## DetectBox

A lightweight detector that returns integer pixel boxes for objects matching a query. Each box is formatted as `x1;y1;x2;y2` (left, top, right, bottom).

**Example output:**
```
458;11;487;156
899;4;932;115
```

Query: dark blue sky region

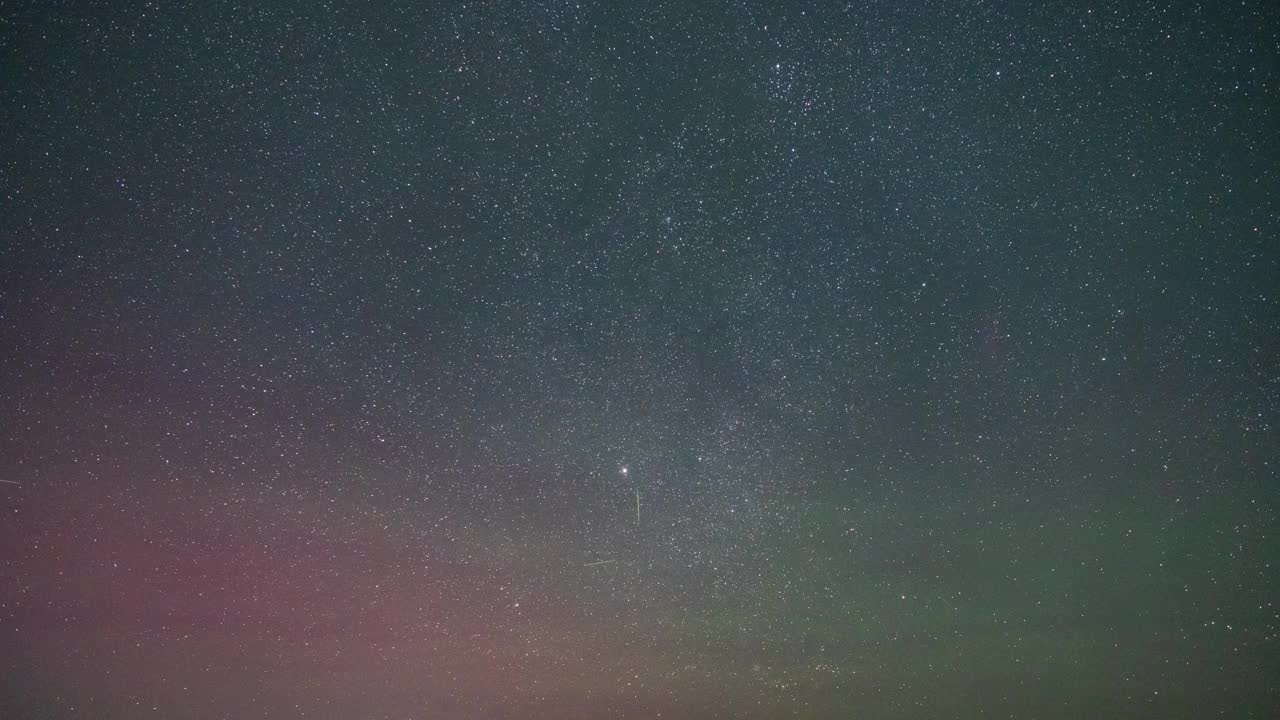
1;1;1277;718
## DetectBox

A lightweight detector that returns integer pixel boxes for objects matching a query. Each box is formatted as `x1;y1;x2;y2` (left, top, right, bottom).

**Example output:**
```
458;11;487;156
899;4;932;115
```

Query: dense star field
2;1;1278;718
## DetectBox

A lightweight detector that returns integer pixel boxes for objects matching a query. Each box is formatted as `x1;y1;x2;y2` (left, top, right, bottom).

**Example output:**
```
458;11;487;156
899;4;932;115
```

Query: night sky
2;1;1278;718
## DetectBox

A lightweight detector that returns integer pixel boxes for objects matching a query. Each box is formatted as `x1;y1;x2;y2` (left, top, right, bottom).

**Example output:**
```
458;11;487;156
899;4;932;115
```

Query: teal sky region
1;1;1277;718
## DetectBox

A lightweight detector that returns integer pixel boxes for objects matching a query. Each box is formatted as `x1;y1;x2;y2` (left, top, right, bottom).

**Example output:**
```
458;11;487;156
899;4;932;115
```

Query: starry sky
1;1;1278;718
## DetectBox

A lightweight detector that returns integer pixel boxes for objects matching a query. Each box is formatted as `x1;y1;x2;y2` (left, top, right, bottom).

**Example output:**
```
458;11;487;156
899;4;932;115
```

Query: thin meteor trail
0;479;19;485
584;559;616;567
